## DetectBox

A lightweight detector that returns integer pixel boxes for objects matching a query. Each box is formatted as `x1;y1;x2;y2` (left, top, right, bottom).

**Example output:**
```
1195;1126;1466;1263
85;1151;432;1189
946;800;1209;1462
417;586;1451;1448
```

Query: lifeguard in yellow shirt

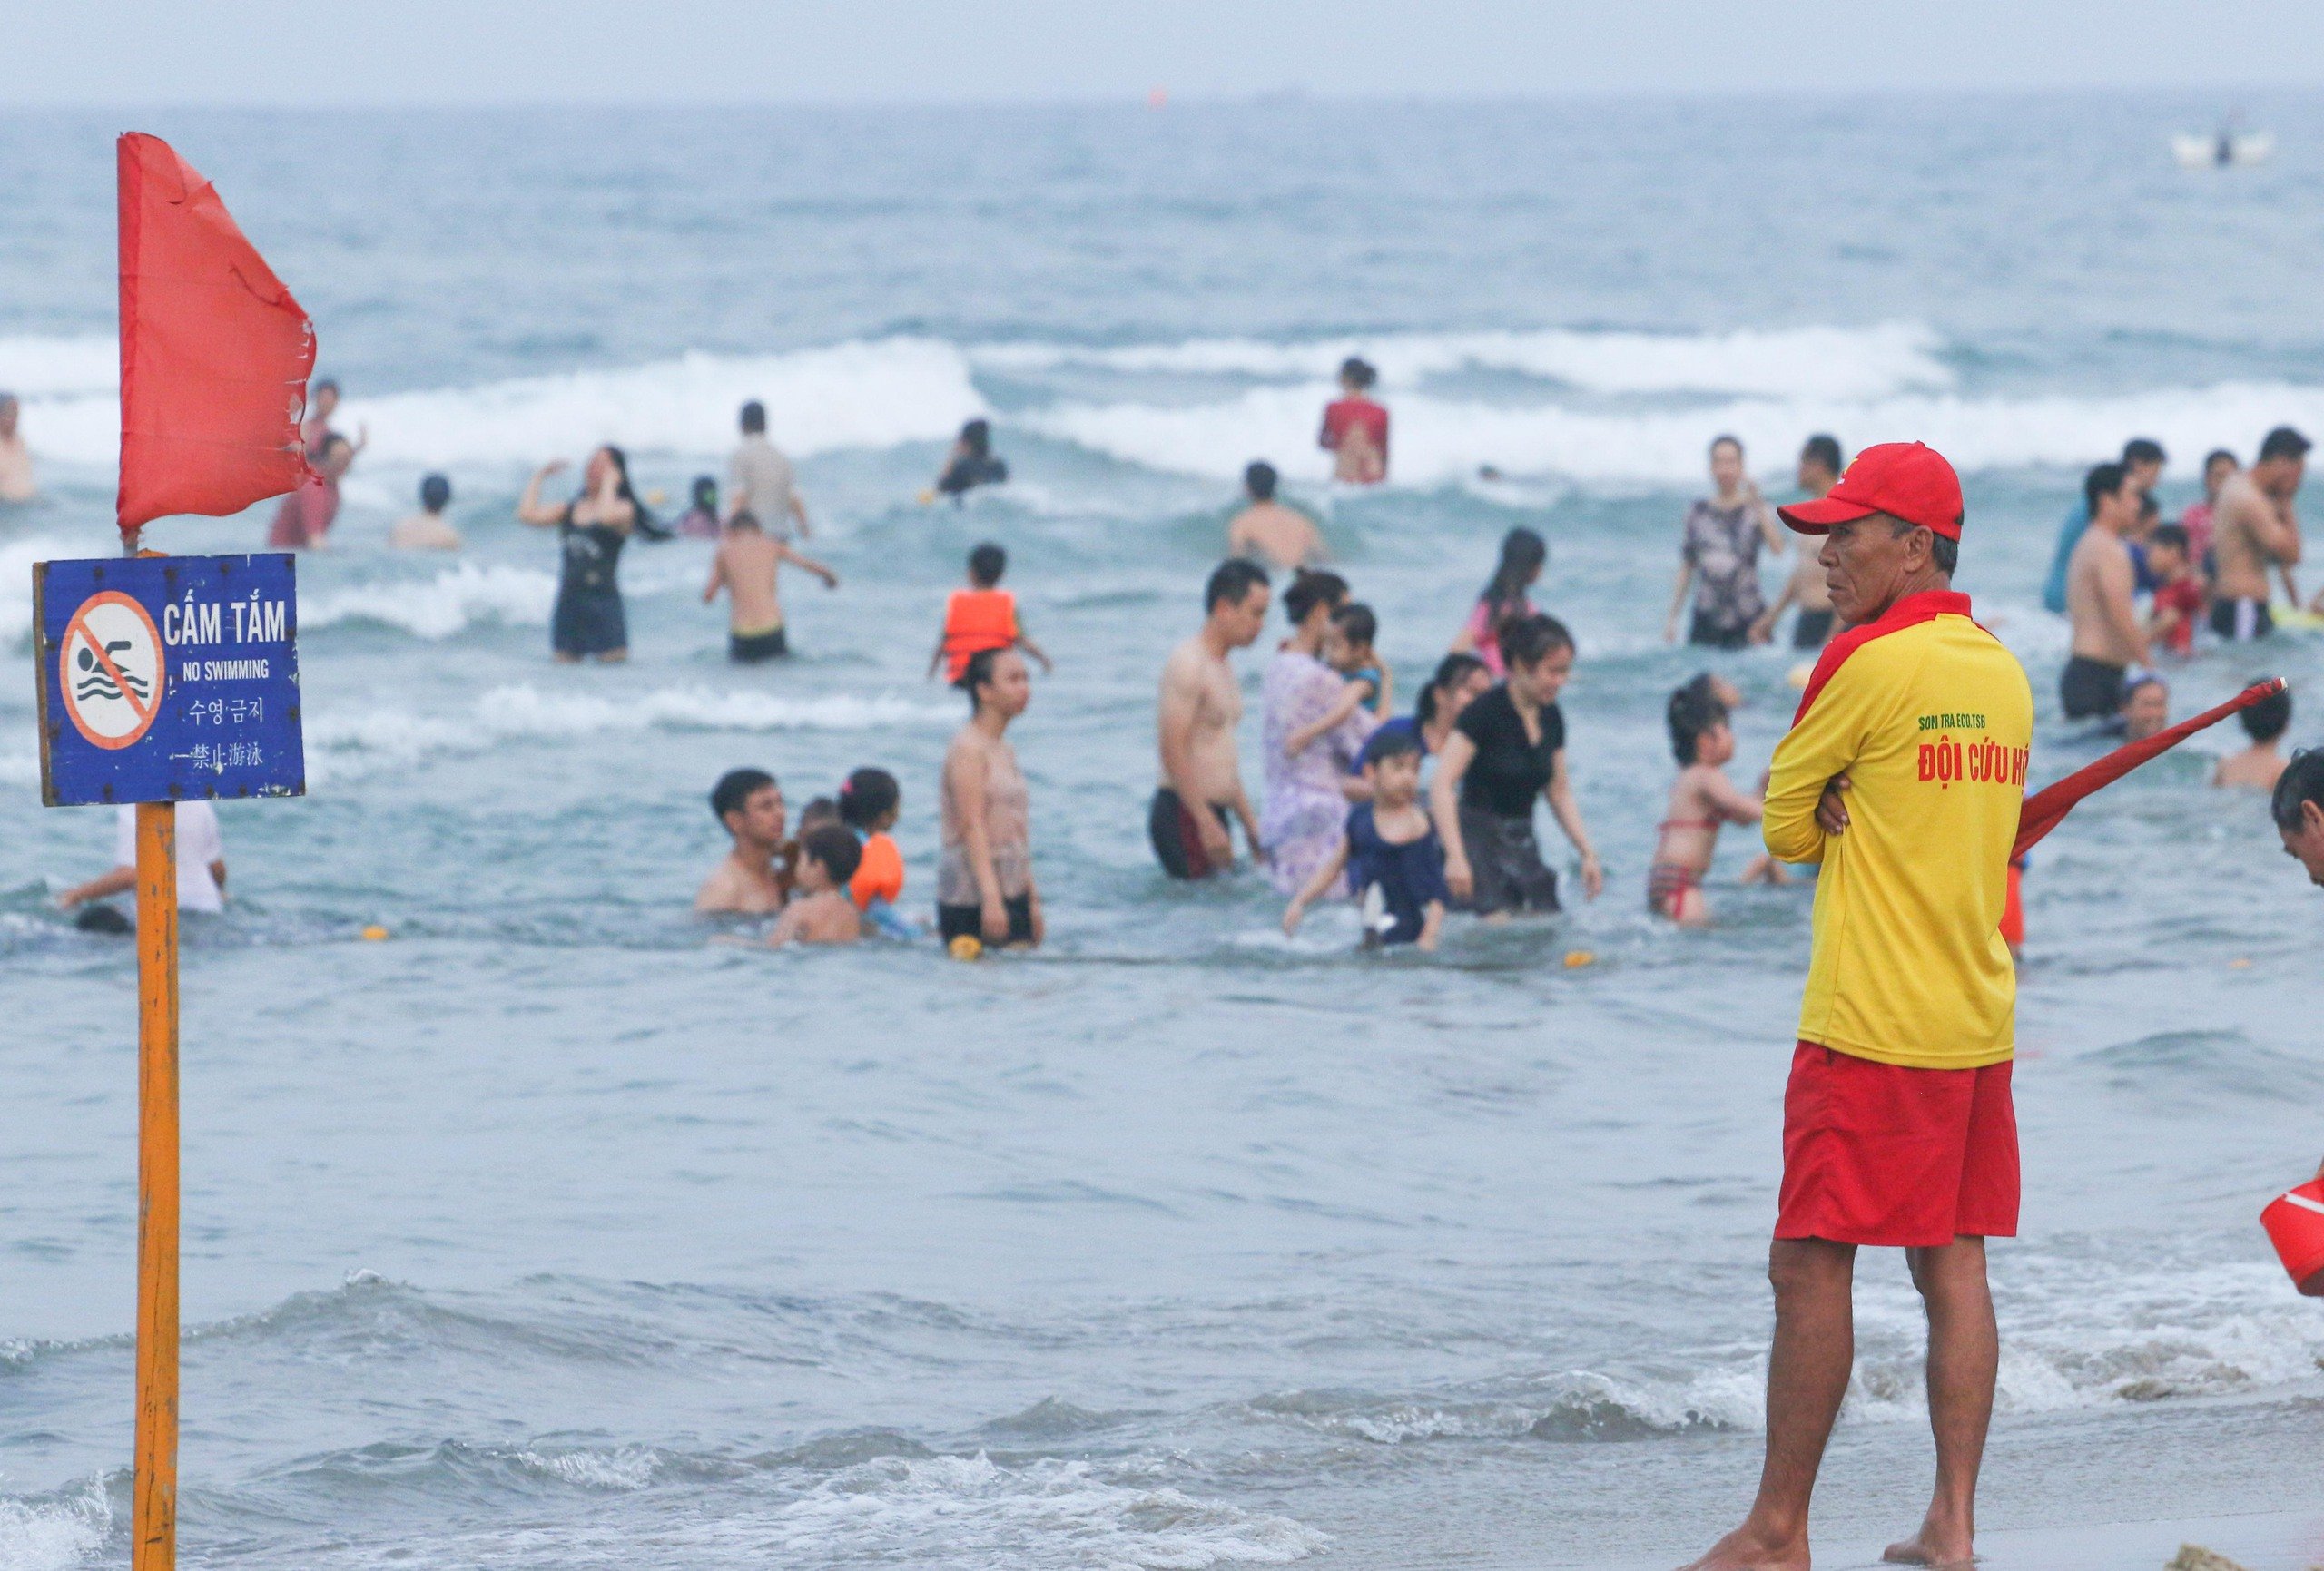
1684;443;2033;1571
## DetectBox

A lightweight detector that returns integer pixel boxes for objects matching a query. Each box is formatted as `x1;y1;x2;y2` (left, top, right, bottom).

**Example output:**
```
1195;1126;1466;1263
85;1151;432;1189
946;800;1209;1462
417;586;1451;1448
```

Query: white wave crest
514;1446;661;1491
768;1454;1327;1568
1028;378;2324;486
0;1479;113;1571
0;535;88;648
301;563;556;639
306;684;957;783
7;338;985;469
0;336;115;398
976;321;1953;400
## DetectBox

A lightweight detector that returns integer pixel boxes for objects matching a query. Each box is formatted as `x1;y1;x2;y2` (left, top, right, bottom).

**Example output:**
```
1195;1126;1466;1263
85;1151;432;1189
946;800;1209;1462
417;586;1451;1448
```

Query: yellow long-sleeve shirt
1765;589;2034;1070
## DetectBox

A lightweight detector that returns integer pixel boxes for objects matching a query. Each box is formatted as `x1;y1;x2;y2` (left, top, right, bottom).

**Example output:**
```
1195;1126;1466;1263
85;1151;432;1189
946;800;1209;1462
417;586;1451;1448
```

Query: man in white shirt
58;801;229;920
725;400;810;541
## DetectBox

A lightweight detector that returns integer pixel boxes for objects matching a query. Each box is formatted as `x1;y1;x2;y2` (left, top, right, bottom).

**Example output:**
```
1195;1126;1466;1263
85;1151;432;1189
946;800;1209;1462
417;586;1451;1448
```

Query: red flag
116;133;316;533
2013;678;2285;859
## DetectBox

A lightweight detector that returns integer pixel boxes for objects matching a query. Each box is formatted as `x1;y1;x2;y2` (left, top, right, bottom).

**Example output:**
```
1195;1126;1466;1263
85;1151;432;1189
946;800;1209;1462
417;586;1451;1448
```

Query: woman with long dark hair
934;418;1009;502
1431;614;1602;917
1450;527;1547;676
939;647;1042;949
1358;653;1494;771
518;445;645;663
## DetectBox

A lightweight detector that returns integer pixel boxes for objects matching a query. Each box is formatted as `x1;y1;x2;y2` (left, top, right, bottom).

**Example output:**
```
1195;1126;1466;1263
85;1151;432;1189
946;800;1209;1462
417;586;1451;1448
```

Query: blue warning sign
34;554;304;807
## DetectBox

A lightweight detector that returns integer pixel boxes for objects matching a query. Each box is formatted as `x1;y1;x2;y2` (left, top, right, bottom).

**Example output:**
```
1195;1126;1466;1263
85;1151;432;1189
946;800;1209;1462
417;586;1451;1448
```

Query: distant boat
2172;128;2274;168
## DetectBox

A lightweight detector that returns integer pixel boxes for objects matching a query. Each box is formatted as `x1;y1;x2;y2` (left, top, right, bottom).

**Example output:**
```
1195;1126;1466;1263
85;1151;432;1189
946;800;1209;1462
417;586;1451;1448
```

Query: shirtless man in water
0;396;35;504
704;511;838;663
1151;560;1270;878
1226;461;1324;568
695;768;790;914
2211;425;2309;641
2061;462;2148;722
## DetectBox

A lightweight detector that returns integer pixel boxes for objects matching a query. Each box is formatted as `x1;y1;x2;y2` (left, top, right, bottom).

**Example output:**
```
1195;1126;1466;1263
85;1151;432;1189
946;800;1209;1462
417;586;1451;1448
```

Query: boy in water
1282;729;1447;949
929;543;1051;681
1285;602;1391;756
695;768;789;915
2216;683;2293;791
389;474;462;551
2144;523;2204;656
1648;674;1780;925
1226;461;1326;567
704;510;838;663
1754;434;1844;647
769;826;864;946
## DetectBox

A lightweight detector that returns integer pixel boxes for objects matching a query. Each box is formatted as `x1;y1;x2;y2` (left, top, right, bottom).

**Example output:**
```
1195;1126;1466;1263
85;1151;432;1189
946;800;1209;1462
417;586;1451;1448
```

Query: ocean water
3;95;2324;1569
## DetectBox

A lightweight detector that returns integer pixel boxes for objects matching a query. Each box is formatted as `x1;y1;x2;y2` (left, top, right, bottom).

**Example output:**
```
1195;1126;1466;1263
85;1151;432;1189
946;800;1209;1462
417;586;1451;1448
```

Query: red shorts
1776;1041;2018;1248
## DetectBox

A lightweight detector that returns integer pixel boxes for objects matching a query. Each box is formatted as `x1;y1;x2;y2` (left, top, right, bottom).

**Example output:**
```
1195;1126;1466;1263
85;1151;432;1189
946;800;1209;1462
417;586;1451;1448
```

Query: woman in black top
1429;613;1602;915
934;418;1009;501
519;446;642;663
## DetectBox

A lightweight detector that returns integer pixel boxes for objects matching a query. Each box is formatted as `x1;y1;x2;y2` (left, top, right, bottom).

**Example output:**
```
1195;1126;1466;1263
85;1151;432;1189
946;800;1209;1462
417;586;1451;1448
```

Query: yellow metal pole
133;799;179;1571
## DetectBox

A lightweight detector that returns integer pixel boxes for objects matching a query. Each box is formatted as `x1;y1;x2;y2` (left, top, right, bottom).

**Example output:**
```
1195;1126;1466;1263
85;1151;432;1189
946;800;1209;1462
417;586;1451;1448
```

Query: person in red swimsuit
1649;673;1782;923
1318;357;1388;484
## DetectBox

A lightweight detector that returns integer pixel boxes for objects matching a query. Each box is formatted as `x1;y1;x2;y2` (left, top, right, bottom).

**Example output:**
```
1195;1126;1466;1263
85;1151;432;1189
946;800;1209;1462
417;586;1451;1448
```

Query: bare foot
1678;1523;1810;1571
1881;1519;1974;1566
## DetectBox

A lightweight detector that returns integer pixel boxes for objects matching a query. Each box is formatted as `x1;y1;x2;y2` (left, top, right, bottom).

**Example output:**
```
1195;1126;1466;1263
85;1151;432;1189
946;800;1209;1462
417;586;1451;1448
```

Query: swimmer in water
1153;561;1271;879
1226;461;1326;568
929;542;1051;682
933;418;1009;502
705;509;837;663
940;647;1044;948
1648;674;1781;925
0;394;37;504
2215;682;2293;791
389;473;462;551
839;767;913;938
1282;727;1448;950
2120;671;2170;743
1318;358;1388;484
694;768;789;915
769;826;863;946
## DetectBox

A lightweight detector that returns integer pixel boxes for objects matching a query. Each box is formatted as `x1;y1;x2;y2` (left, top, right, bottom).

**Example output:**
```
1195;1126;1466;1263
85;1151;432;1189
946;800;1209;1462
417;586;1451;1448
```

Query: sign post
91;127;317;1571
34;551;305;1571
133;797;179;1571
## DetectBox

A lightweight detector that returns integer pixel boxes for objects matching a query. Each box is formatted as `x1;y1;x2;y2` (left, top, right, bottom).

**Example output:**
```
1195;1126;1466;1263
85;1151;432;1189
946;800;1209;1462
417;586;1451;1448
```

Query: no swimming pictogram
59;590;165;750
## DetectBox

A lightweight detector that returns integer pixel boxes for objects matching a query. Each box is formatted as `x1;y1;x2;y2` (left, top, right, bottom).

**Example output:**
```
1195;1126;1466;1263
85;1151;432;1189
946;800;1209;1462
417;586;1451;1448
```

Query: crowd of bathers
12;366;2314;951
682;393;2316;957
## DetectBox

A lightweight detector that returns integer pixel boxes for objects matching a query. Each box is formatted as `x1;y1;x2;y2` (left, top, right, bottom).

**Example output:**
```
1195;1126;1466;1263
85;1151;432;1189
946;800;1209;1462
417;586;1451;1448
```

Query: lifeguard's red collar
1792;590;1976;723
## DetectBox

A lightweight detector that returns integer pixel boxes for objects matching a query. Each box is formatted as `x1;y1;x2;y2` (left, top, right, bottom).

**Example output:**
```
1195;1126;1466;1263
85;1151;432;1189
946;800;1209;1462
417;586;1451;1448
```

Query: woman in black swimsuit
518;446;641;663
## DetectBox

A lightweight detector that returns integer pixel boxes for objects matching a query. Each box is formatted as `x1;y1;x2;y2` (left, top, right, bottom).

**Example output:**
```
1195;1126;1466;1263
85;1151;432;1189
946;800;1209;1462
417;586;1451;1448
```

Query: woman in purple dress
1260;569;1374;897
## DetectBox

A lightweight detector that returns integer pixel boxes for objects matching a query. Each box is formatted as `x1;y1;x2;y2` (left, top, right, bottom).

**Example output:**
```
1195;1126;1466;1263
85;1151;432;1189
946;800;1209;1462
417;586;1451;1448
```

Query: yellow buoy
360;925;390;942
1563;949;1595;969
949;934;984;961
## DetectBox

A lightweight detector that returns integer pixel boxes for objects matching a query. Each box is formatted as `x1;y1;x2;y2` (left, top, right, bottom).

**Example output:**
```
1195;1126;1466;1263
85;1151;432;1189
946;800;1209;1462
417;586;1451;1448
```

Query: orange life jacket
941;588;1017;680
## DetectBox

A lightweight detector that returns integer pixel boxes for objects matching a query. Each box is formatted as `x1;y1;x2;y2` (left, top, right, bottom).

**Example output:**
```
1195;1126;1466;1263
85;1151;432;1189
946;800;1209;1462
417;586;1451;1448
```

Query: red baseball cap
1778;441;1965;541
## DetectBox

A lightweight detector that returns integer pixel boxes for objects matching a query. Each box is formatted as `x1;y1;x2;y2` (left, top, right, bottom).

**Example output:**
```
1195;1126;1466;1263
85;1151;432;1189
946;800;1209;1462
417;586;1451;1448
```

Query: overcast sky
6;0;2319;105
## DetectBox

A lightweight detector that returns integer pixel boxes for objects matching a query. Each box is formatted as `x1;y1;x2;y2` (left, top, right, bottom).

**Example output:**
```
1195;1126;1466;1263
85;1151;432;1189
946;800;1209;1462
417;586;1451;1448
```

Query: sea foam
0;336;985;470
974;320;1955;400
